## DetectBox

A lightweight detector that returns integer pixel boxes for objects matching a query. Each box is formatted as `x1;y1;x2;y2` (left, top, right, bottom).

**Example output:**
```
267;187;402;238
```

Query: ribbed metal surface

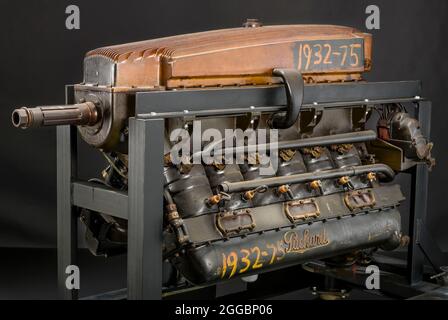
86;25;364;62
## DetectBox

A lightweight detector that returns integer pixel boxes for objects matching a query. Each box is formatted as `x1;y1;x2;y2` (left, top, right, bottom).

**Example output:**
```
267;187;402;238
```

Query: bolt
243;19;262;28
12;108;30;128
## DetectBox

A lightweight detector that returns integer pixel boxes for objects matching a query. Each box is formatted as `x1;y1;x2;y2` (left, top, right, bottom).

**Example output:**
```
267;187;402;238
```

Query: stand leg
128;118;165;300
407;100;431;284
57;125;78;300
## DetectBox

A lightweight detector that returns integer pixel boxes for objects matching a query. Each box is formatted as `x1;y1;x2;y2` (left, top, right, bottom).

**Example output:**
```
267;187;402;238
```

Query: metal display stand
57;81;445;300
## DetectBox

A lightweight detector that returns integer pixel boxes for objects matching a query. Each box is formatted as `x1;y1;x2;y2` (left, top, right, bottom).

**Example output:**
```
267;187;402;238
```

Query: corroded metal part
219;163;394;193
172;209;402;284
164;164;217;218
10;22;422;290
11;24;373;151
12;102;99;129
85;25;372;88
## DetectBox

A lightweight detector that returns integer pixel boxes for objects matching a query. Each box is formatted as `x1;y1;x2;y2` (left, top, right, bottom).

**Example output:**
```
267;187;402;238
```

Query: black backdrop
0;1;447;253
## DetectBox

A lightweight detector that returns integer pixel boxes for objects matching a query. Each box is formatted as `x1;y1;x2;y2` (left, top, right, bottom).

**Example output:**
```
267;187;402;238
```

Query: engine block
11;21;435;291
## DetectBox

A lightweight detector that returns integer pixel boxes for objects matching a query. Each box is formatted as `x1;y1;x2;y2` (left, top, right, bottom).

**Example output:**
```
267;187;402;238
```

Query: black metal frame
58;80;444;300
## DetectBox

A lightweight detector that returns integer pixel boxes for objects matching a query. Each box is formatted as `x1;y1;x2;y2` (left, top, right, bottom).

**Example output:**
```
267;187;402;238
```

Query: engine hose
269;68;304;129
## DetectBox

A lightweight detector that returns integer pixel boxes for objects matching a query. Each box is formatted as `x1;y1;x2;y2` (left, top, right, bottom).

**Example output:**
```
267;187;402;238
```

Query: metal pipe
164;188;174;205
219;164;395;193
197;130;377;158
269;68;304;129
275;130;376;149
12;102;99;129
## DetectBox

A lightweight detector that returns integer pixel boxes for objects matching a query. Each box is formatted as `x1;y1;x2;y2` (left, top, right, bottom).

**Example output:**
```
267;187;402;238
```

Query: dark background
0;0;447;298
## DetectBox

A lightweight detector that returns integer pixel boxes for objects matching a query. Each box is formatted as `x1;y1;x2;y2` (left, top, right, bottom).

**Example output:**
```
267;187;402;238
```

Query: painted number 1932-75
295;39;364;72
220;241;285;279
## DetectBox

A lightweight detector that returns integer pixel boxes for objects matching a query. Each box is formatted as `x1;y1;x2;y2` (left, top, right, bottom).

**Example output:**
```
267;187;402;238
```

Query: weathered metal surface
164;164;217;218
172;209;401;284
180;184;404;244
219;163;395;193
10;23;437;299
12;102;98;129
86;25;371;88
